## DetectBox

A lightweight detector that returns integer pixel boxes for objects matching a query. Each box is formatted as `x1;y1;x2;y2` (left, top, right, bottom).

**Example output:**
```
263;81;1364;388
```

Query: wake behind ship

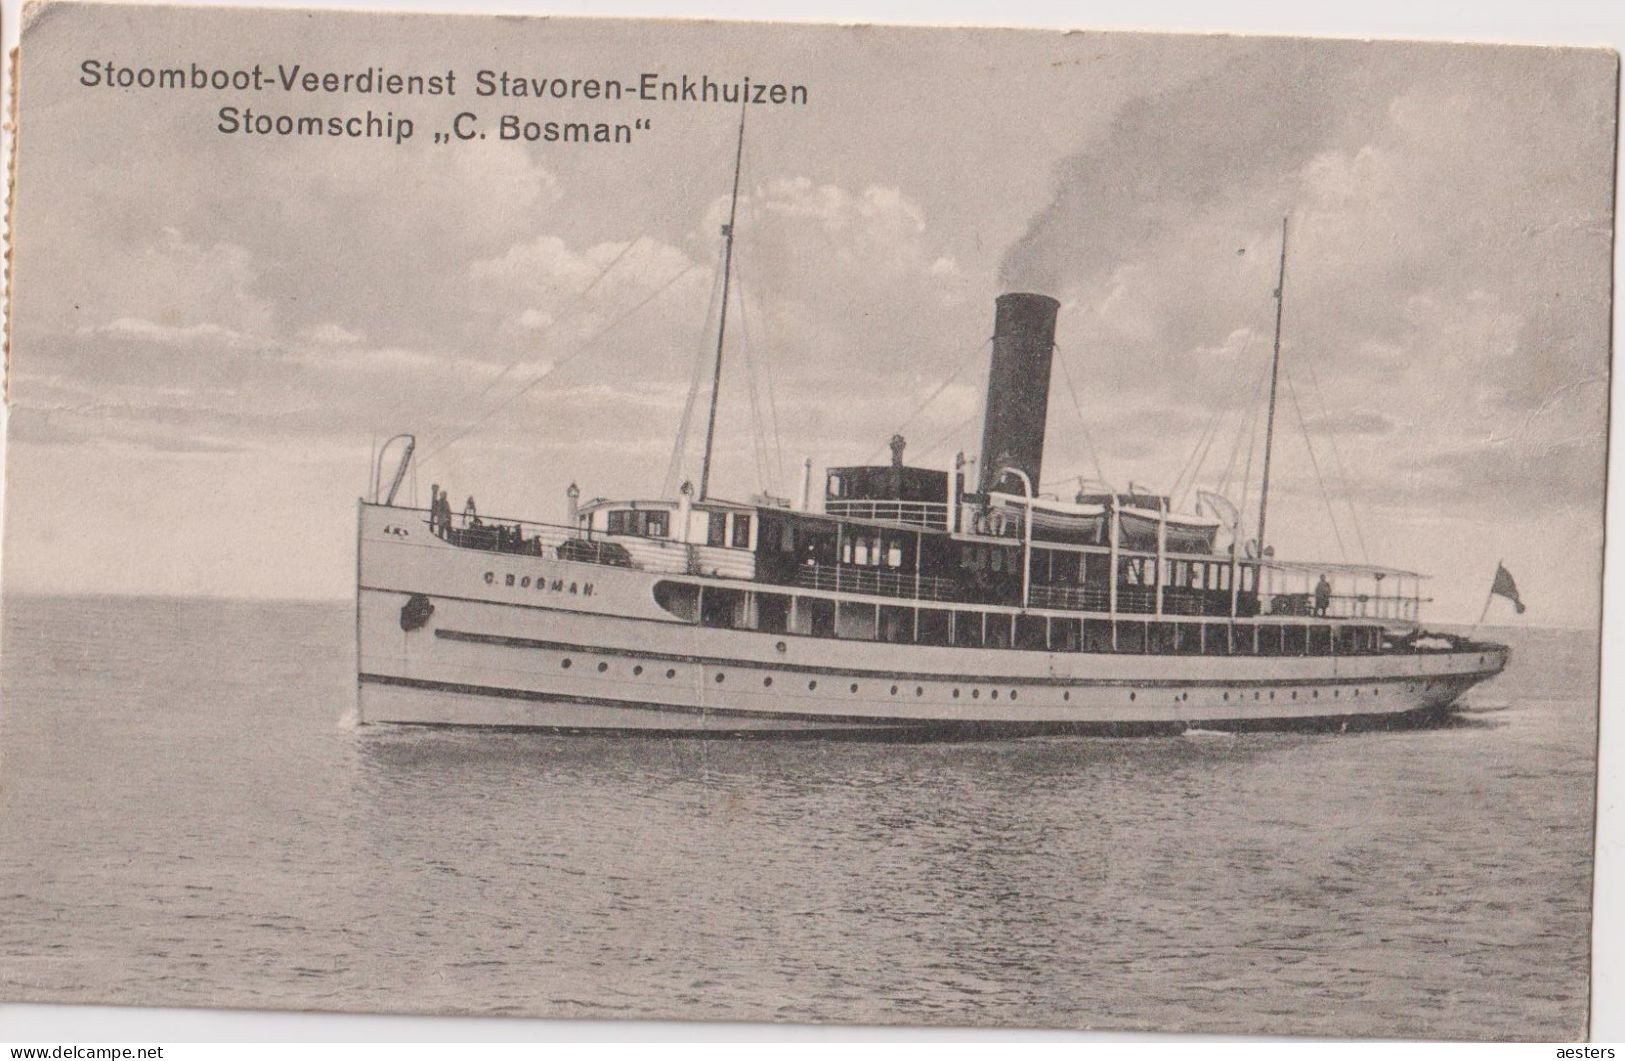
355;281;1508;736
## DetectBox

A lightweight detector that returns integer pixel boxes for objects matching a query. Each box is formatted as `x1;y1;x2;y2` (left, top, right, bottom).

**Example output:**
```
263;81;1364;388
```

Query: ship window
732;514;752;549
707;511;726;546
653;581;701;622
836;601;878;641
986;614;1013;649
916;607;949;640
641;511;669;538
886;544;904;569
952;611;984;648
794;596;835;638
1257;624;1283;656
1203;623;1229;655
757;593;790;634
1116;620;1146;653
1175;623;1201;655
1309;625;1332;656
1282;625;1306;656
700;587;746;629
879;605;913;644
1050;617;1082;652
1083;619;1112;653
606;510;632;535
828;474;844;498
1150;622;1177;654
1015;615;1048;651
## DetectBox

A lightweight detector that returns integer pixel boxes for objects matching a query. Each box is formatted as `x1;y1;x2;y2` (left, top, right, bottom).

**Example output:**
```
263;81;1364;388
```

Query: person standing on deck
1315;573;1332;617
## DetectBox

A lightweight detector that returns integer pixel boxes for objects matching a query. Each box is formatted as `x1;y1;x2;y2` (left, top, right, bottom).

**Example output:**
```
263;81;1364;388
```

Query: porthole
561;658;572;669
890;685;899;695
850;683;859;694
715;672;725;683
597;662;608;673
1312;690;1318;698
809;680;818;691
1010;690;1018;701
1254;691;1260;701
1223;692;1229;701
1269;691;1275;700
916;687;924;697
633;665;644;676
1333;689;1338;697
763;676;773;687
953;689;960;699
1129;691;1136;702
990;689;998;700
1063;691;1071;702
665;668;676;679
972;689;980;699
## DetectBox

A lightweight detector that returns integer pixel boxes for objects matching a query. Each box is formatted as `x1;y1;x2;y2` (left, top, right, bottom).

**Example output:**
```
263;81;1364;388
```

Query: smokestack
978;292;1059;495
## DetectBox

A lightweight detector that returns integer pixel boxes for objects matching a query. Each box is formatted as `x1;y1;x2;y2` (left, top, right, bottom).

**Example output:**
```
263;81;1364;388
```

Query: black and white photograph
0;0;1616;1041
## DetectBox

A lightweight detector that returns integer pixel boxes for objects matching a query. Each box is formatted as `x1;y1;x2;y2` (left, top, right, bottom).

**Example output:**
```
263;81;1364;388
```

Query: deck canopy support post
1154;496;1167;617
1108;494;1120;650
1000;465;1035;611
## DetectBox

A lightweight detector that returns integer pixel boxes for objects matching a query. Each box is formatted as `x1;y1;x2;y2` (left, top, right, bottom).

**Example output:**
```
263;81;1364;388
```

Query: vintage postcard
0;1;1615;1039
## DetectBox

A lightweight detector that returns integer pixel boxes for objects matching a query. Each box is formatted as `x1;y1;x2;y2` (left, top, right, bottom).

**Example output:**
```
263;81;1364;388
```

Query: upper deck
417;491;1427;632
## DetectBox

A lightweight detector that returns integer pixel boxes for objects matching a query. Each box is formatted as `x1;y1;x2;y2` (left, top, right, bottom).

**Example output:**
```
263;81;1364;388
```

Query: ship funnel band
978;292;1060;496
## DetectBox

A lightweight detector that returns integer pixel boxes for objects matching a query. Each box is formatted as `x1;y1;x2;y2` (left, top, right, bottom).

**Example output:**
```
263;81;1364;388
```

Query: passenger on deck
1315;573;1332;617
464;497;479;529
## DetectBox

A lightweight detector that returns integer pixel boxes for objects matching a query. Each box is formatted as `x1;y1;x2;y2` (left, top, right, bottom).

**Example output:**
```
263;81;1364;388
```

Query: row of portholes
557;657;1391;705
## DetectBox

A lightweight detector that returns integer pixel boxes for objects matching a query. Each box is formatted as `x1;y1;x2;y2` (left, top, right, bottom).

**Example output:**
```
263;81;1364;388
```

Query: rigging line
418;258;703;468
734;288;772;493
1210;356;1275;506
1170;333;1263;508
1302;359;1372;564
661;245;727;498
1236;385;1264;547
466;236;644;411
864;338;991;465
1168;386;1231;507
392;235;645;451
697;95;750;501
1053;346;1108;487
912;411;980;463
731;150;788;491
734;268;786;494
1282;367;1348;562
730;261;784;495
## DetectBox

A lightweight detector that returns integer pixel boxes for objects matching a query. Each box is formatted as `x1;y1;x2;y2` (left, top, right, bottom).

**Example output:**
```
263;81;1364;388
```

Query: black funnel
978;293;1059;496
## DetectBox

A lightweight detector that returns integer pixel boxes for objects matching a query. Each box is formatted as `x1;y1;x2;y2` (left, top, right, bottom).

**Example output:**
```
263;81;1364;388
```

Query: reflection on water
0;597;1596;1037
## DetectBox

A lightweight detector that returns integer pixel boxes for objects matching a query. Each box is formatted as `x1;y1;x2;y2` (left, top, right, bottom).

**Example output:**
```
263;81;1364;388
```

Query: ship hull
356;503;1508;736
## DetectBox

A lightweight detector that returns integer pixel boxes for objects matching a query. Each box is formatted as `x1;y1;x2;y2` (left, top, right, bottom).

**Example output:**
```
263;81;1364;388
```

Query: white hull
356;503;1507;736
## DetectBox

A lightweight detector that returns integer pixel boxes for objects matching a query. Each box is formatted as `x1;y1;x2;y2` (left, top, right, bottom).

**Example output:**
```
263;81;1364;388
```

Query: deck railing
393;505;1423;622
794;563;959;602
823;500;949;529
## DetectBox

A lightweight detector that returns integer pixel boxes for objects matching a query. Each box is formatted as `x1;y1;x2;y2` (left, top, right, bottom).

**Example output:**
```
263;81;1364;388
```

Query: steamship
357;285;1509;734
355;113;1507;735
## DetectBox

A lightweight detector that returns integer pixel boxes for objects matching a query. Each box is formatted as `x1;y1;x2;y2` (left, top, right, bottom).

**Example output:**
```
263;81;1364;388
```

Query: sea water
0;595;1596;1037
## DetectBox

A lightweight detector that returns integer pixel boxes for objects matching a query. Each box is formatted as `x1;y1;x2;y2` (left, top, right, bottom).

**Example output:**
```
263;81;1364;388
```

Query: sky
3;2;1617;626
